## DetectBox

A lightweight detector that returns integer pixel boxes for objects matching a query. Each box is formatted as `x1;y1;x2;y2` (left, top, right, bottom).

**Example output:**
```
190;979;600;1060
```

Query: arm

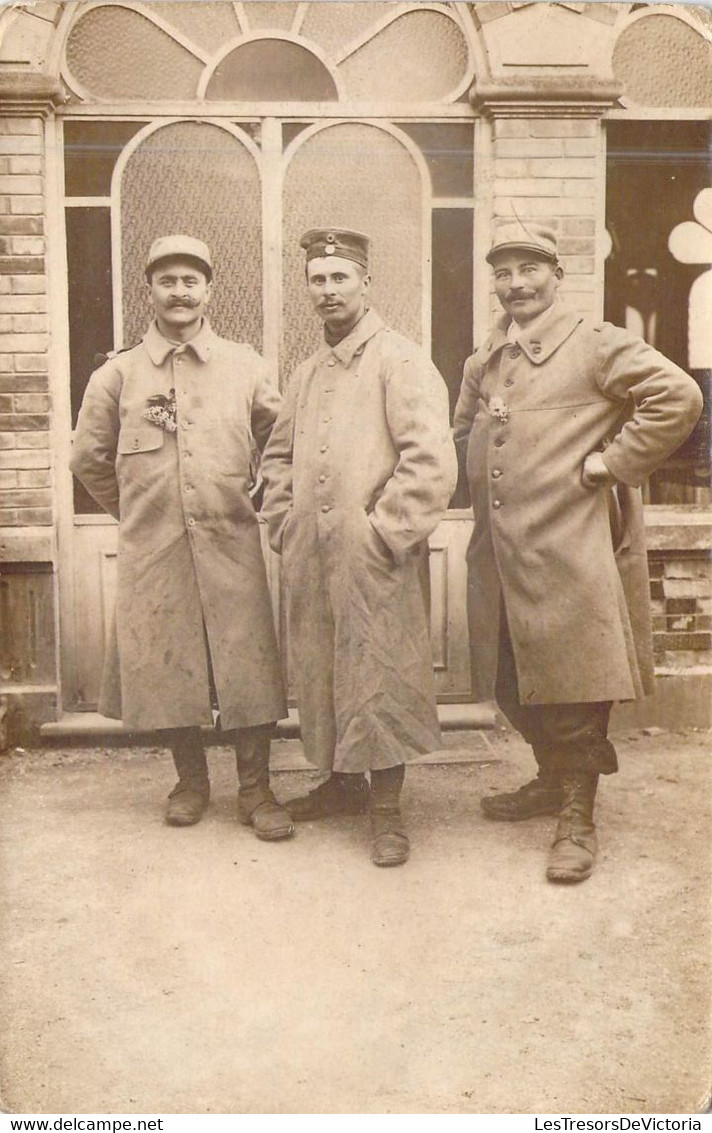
452;353;482;481
592;325;703;487
370;352;458;564
249;355;283;454
69;363;122;520
259;369;302;553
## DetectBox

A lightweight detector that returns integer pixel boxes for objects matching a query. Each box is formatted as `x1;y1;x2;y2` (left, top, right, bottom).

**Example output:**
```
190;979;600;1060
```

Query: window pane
397;123;474;198
282;123;424;382
206;40;338;101
67;207;113;514
64;121;145;197
606;121;710;501
65;5;203;100
432;209;473;421
119;122;262;349
339;10;469;102
152;2;239;53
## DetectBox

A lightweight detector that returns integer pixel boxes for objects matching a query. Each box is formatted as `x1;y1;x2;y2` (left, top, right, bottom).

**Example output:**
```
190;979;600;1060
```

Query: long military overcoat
453;300;703;705
70;320;287;731
260;309;458;772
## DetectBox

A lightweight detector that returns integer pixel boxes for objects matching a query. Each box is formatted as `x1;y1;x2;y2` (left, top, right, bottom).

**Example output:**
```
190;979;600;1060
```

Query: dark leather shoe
547;774;598;883
238;792;295;841
481;777;562;821
165;781;209;826
287;775;370;821
371;807;410;867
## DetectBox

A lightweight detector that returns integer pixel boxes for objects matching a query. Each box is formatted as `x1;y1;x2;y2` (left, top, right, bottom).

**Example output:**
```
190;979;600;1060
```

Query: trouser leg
370;764;409;867
158;726;209;789
158;726;209;826
232;724;294;841
482;608;564;820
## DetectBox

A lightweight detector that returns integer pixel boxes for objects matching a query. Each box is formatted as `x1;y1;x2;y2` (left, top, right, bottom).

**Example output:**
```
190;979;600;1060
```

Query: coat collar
321;307;385;367
143;318;214;365
478;300;583;366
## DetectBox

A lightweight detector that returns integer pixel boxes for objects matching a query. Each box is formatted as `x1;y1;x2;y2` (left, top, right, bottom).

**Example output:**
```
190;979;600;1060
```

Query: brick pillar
471;78;621;320
0;74;65;746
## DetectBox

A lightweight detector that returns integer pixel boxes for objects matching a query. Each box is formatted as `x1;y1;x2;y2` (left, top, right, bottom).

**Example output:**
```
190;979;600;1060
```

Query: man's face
147;257;212;339
306;256;370;335
491;251;562;326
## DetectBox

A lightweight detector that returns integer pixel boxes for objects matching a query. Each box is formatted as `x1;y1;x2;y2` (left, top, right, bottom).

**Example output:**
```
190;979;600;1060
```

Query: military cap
300;228;370;269
486;221;558;265
145;234;213;280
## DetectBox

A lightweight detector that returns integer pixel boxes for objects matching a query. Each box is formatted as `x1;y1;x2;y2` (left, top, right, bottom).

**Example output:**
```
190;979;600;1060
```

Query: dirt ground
0;726;710;1116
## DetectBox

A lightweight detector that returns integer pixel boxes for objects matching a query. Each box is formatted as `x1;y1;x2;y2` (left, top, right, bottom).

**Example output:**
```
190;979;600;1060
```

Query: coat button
504;378;514;387
318;474;326;483
132;438;140;449
492;469;502;479
321;504;331;513
181;419;190;429
509;347;521;360
320;444;328;453
494;437;505;448
187;517;196;526
327;359;336;367
492;500;502;509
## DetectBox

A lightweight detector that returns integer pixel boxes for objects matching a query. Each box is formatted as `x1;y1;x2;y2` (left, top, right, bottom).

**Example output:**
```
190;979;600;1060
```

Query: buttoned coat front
260;309;458;772
453;301;703;706
70;320;287;731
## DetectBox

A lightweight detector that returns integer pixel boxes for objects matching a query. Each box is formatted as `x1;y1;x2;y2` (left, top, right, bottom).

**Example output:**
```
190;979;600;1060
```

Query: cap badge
325;245;334;255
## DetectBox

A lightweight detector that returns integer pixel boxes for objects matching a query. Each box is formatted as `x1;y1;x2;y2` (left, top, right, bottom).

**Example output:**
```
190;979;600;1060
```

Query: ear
554;263;564;282
362;272;371;291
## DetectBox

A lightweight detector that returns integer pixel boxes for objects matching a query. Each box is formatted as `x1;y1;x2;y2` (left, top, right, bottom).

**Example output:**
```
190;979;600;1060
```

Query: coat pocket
117;428;164;454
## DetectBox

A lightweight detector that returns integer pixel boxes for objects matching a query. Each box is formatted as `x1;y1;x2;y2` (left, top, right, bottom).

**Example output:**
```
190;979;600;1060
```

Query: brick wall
0;117;51;530
650;555;712;670
491;117;599;318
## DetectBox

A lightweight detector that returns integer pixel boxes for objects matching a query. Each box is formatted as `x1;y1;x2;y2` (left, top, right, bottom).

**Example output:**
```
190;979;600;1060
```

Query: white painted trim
332;2;475;106
594;118;608;320
605;107;712;120
331;1;409;64
65;196;112;207
232;2;247;35
58;0;210;101
260;117;284;370
57;102;479;119
46;115;78;715
109;117;263;347
432;198;476;209
472;115;493;351
283;117;433;351
196;29;344;101
291;2;309;36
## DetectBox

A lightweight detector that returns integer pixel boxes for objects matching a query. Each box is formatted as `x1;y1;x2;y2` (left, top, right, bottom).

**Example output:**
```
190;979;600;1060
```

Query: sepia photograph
0;0;710;1118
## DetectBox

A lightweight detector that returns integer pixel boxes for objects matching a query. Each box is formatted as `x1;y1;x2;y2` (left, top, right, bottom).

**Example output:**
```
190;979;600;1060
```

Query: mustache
166;298;200;308
506;291;535;302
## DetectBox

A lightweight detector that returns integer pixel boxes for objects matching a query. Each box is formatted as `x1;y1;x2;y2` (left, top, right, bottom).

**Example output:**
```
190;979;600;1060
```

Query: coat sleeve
370;349;458;564
249;355;283;453
259;368;303;553
593;324;704;487
69;363;122;520
452;353;482;477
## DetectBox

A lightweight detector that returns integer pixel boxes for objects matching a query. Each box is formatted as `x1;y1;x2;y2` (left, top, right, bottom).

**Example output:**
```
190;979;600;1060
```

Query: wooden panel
0;566;56;686
70;522;118;709
430;511;473;701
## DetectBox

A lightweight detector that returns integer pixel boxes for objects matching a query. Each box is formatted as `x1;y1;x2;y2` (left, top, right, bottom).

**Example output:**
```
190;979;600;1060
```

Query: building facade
0;0;709;743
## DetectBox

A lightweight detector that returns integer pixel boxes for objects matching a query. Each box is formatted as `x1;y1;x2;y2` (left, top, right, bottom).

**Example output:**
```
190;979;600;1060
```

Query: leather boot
163;727;210;827
286;772;370;821
370;765;409;867
235;725;294;841
546;773;598;883
481;766;562;821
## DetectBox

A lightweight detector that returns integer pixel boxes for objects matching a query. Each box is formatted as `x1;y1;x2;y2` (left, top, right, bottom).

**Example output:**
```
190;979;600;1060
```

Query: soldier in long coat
71;234;293;840
453;220;702;883
261;228;457;867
